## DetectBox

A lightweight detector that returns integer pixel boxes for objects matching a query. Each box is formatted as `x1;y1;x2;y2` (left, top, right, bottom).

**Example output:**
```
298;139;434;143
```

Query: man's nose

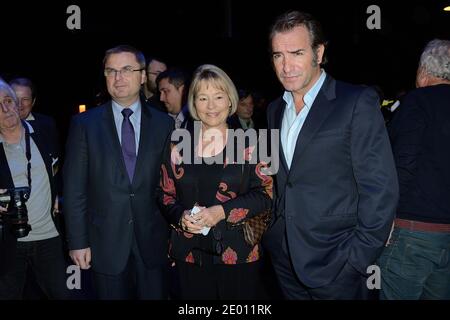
114;70;124;80
282;56;293;74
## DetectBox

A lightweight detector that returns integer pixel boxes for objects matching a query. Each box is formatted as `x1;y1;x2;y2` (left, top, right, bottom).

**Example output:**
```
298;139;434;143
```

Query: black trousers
93;233;168;300
265;217;376;300
176;257;267;300
0;236;71;300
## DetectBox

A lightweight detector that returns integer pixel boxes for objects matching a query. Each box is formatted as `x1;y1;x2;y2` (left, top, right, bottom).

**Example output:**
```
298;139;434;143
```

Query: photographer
0;80;69;299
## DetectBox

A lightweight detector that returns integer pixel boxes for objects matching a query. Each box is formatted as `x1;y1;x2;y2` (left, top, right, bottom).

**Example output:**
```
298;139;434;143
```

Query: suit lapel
133;101;154;186
30;130;52;185
272;100;289;175
101;102;129;181
0;144;14;188
288;75;337;174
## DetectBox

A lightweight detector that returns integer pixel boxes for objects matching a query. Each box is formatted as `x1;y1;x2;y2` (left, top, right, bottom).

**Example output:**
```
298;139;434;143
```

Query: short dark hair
269;10;328;65
145;56;166;70
156;68;188;89
9;77;36;98
103;45;146;68
237;89;253;101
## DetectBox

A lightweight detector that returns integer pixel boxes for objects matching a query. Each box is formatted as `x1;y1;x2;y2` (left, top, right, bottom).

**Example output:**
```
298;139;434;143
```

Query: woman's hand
196;205;225;228
180;208;205;234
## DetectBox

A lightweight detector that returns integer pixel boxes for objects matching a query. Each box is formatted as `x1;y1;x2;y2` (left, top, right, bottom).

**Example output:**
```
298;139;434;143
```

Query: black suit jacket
388;84;450;223
266;74;399;288
0;121;60;275
28;112;60;151
63;98;173;275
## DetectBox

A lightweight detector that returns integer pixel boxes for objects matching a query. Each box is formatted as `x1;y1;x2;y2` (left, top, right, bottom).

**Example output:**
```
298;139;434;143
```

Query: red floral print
222;247;238;265
216;182;237;202
161;164;176;205
185;252;195;264
170;144;184;179
227;208;249;223
256;162;273;199
246;244;260;263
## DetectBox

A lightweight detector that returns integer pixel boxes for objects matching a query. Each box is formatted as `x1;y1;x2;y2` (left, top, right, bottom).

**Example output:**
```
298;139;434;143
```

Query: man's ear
178;84;185;95
316;44;325;65
415;67;427;88
141;71;146;85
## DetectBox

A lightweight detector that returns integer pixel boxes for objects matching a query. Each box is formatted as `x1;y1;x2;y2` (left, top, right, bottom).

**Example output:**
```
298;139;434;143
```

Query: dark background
1;0;449;144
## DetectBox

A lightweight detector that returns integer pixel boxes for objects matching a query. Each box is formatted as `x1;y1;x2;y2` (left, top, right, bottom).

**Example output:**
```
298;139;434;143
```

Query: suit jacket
388;84;450;223
266;74;399;288
0;121;60;275
28;112;60;152
63;98;173;275
158;127;273;265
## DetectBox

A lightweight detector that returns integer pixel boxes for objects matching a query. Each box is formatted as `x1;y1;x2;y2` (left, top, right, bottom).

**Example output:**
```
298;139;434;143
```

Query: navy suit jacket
266;74;399;287
388;84;450;223
63;98;173;275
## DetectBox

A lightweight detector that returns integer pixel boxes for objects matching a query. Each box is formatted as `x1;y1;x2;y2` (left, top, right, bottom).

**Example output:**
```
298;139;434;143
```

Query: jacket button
130;193;135;197
128;219;133;224
287;182;293;188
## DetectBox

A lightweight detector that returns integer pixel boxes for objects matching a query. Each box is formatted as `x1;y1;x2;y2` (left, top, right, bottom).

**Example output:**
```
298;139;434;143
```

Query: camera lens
13;223;32;238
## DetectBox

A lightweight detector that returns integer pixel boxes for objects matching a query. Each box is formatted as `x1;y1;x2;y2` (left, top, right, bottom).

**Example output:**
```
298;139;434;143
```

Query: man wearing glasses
143;57;167;112
9;78;59;152
63;45;174;299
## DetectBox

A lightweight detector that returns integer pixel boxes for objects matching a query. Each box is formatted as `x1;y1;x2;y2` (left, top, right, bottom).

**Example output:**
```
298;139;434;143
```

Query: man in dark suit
0;80;68;299
9;78;59;148
378;39;450;300
63;45;173;299
264;11;399;299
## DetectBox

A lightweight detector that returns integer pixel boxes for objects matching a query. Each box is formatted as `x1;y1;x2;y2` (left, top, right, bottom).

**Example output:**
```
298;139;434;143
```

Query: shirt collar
112;98;141;115
283;69;327;111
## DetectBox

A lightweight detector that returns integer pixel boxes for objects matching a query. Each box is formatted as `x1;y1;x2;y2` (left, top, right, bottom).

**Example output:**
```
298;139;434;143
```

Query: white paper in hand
190;206;210;236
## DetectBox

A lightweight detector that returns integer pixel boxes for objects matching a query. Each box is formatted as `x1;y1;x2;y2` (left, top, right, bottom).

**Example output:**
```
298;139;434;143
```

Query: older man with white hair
378;39;450;300
0;79;68;299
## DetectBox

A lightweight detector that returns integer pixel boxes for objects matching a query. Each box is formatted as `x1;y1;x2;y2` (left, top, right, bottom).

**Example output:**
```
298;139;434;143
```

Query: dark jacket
265;74;399;288
63;98;173;275
158;125;273;265
388;84;450;223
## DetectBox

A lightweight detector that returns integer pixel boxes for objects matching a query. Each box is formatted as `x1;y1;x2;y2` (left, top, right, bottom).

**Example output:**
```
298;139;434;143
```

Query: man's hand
69;248;92;269
0;189;8;213
53;195;60;215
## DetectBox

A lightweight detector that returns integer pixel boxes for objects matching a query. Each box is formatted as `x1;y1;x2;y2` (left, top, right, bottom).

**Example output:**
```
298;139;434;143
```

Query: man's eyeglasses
147;71;161;76
104;66;144;78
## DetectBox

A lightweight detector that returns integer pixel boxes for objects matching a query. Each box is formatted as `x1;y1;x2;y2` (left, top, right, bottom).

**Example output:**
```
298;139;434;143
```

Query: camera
0;187;32;238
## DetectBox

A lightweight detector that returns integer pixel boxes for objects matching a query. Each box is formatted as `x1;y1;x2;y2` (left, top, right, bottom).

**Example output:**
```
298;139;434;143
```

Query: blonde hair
188;64;238;120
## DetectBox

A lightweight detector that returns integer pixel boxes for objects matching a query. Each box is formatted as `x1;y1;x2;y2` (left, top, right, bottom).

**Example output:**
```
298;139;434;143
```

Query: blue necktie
121;109;136;182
